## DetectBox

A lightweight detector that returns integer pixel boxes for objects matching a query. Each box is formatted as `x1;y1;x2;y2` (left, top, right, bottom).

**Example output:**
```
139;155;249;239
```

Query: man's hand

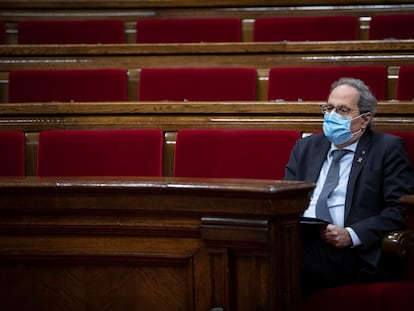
320;224;353;248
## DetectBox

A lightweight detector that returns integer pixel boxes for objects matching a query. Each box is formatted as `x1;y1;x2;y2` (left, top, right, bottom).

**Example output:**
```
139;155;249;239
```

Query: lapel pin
357;157;363;163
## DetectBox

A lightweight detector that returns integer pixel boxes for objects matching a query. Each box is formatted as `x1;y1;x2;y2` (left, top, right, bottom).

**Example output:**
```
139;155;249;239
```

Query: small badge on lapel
357;150;366;163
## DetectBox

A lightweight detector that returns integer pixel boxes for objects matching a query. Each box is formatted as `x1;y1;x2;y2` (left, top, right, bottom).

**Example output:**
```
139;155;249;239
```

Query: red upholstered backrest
301;281;414;311
37;129;163;176
0;20;5;44
173;129;301;179
136;18;241;43
369;14;414;40
387;131;414;169
253;16;359;42
396;65;414;101
18;20;125;44
267;66;387;101
0;131;25;176
8;69;128;103
138;68;257;101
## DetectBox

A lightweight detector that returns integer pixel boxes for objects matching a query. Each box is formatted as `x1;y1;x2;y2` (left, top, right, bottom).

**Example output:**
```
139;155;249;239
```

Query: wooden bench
2;1;414;43
1;41;414;102
0;101;413;176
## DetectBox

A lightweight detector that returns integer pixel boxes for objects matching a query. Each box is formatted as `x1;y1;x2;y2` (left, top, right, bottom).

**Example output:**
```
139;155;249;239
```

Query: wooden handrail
2;40;414;55
0;101;412;116
1;0;412;9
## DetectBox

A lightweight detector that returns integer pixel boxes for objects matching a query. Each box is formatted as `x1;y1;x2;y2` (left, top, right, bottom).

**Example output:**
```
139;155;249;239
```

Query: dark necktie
315;149;349;223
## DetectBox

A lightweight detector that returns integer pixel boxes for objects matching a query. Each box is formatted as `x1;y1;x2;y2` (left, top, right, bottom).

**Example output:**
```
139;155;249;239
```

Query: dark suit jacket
285;129;414;268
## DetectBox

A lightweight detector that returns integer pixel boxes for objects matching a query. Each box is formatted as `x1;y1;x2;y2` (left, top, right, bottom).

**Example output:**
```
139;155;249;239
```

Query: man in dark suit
284;77;414;294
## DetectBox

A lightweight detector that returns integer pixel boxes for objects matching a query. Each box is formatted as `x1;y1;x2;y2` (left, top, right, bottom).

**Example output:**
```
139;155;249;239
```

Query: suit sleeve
350;135;414;248
284;140;300;180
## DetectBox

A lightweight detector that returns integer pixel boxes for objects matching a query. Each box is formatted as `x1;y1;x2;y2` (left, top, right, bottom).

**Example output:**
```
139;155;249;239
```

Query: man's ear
361;112;372;128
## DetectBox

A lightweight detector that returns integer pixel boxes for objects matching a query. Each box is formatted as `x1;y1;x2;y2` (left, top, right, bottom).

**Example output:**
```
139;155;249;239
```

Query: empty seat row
1;129;413;178
2;15;413;44
7;65;414;103
0;129;301;179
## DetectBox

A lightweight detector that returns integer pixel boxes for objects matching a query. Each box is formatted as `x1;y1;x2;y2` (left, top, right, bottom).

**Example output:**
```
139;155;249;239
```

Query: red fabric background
0;131;25;176
138;67;257;101
267;66;387;101
136;18;241;43
173;129;301;180
8;69;128;103
37;129;164;177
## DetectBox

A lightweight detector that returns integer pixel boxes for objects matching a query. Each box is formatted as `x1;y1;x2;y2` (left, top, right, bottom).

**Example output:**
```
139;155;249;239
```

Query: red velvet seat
267;66;387;101
8;69;128;103
396;65;414;101
369;14;414;40
301;281;414;311
136;18;241;43
0;20;5;44
37;129;163;176
18;20;125;44
253;16;359;42
138;68;257;101
387;131;414;169
0;131;25;176
173;129;301;180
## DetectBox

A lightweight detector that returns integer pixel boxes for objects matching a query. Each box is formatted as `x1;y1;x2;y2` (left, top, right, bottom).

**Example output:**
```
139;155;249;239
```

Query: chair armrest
382;229;414;259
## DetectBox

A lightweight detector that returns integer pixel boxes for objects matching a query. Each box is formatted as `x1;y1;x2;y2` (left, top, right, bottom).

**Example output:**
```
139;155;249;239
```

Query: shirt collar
330;140;359;154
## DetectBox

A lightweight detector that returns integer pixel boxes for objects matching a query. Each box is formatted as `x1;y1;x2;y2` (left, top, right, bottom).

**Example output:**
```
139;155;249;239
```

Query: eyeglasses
320;104;358;117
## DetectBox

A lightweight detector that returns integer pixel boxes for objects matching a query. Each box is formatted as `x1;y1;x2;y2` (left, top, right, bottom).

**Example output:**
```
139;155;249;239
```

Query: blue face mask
323;112;363;145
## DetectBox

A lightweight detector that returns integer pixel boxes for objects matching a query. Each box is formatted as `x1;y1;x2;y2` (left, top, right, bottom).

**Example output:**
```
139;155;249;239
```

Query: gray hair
330;77;377;116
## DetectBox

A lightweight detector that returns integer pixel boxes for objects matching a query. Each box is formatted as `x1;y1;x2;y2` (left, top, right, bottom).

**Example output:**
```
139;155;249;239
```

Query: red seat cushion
138;68;257;101
369;14;414;40
0;131;25;176
18;20;125;44
267;66;387;101
173;129;301;179
0;20;5;44
8;69;128;103
253;16;359;42
387;131;414;168
301;281;414;311
37;129;163;177
136;18;241;43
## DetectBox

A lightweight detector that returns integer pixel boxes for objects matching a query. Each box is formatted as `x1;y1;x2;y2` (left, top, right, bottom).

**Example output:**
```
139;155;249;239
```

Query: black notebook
299;216;330;238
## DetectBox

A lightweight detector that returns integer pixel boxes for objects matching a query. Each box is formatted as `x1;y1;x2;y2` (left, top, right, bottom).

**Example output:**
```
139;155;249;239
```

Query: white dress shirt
303;140;362;247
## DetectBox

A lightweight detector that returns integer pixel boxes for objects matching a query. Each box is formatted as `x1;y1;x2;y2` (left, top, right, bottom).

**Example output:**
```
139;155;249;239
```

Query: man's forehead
328;84;359;105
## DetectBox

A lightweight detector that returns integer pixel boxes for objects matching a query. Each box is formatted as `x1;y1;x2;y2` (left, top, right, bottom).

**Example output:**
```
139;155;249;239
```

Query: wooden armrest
382;229;414;259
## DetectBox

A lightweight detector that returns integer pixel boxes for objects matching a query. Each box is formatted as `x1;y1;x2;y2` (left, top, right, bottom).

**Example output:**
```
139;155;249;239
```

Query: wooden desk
0;176;314;311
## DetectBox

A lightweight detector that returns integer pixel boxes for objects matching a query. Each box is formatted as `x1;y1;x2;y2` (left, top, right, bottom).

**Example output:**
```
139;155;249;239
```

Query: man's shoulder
370;130;404;145
300;132;326;144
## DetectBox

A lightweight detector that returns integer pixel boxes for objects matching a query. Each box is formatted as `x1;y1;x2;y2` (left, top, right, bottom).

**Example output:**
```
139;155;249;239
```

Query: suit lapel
344;130;372;222
309;135;331;183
